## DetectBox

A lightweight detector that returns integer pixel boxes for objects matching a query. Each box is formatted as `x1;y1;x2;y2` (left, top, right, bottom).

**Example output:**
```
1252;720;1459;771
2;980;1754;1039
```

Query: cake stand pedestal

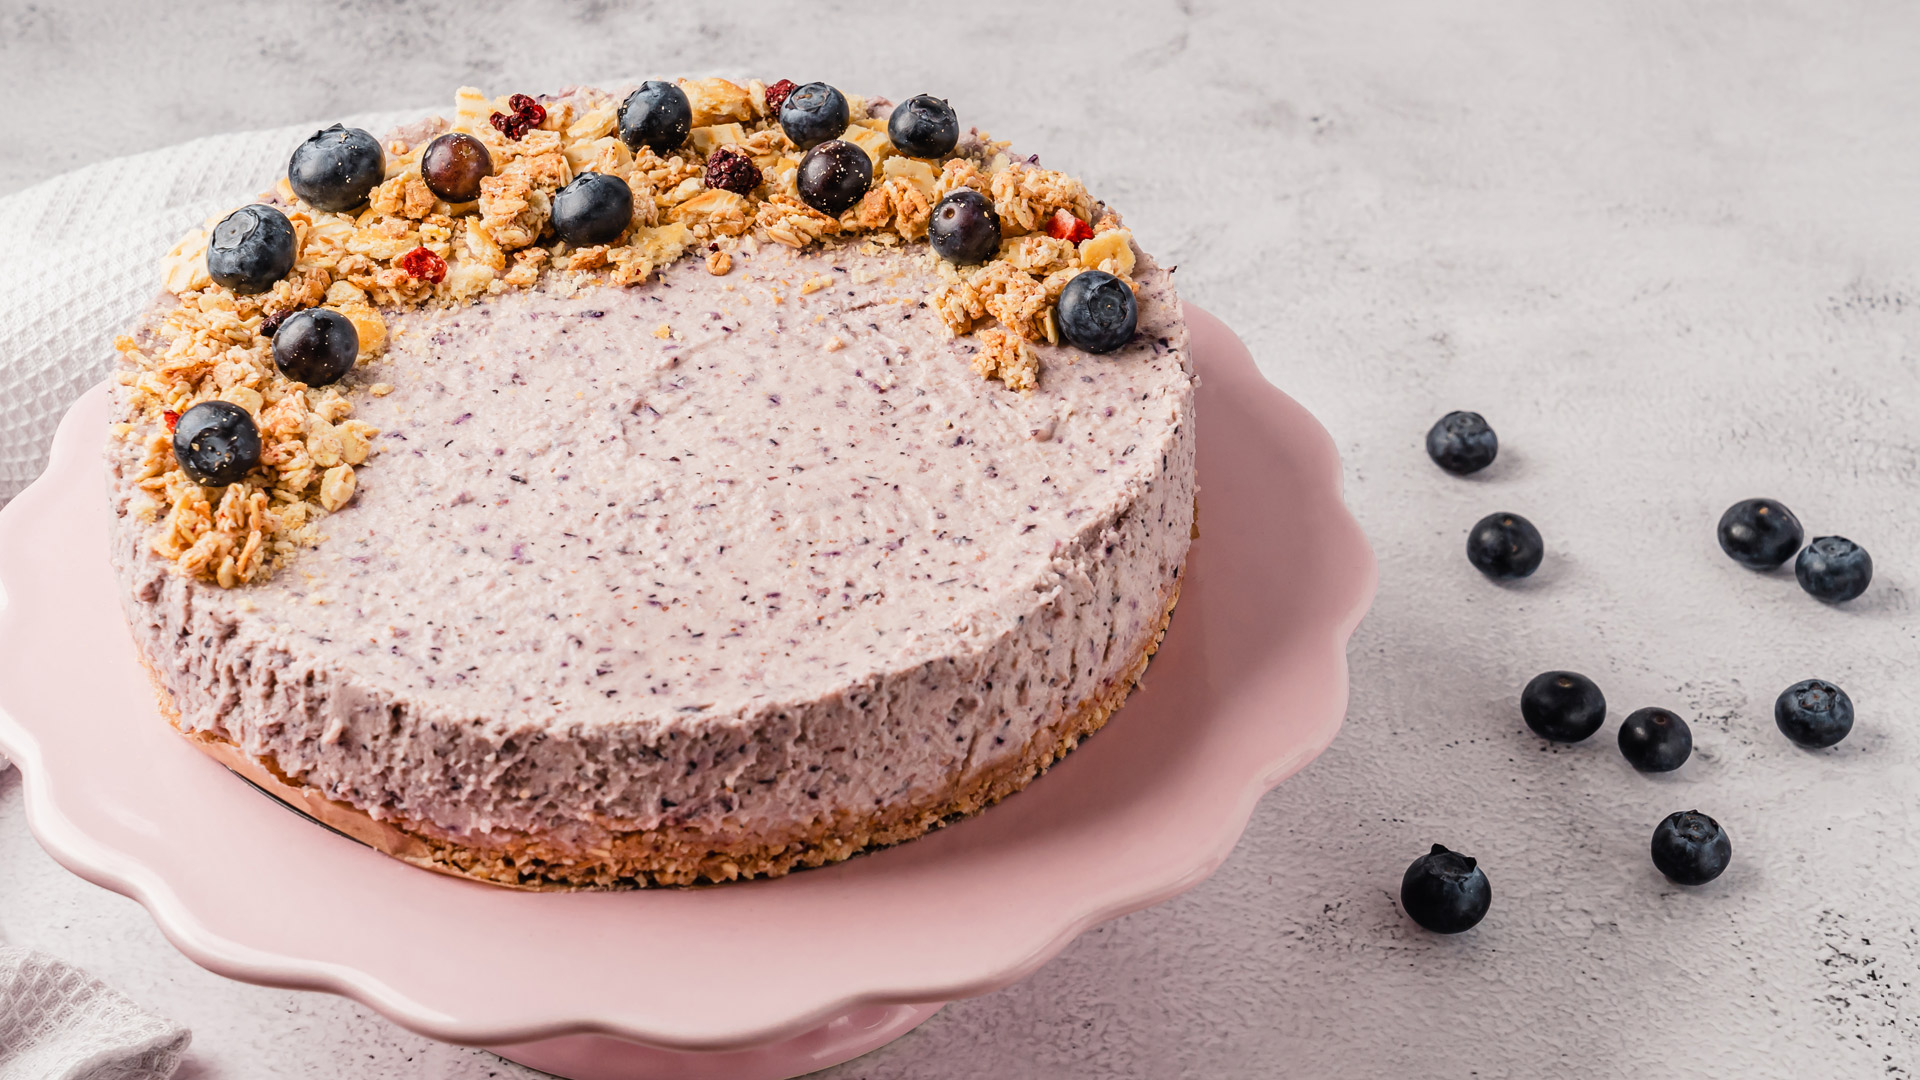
0;305;1373;1080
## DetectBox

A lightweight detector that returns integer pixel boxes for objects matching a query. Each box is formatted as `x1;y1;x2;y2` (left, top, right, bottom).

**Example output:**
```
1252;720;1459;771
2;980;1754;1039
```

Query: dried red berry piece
764;79;797;115
398;246;447;283
508;94;547;128
259;309;290;339
1046;209;1094;244
162;410;180;434
489;94;548;141
703;146;762;196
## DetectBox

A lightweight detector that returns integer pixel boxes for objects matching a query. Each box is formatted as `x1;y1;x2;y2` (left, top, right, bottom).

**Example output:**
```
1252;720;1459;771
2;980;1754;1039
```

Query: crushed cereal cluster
116;79;1142;589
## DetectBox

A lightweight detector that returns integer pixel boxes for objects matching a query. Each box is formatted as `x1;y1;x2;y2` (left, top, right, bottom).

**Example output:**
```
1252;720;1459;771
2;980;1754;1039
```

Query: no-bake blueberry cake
106;78;1195;888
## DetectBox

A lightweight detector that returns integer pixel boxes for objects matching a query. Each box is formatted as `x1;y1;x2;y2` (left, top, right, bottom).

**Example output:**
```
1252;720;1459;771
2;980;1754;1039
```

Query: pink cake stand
0;305;1373;1079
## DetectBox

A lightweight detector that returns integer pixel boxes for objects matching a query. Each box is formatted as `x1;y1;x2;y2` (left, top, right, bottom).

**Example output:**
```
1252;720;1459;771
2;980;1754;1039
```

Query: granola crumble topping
117;80;1142;589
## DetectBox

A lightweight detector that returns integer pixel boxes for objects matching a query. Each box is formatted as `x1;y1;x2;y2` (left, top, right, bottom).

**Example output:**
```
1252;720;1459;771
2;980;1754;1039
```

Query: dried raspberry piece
489;94;547;141
508;93;547;128
763;79;797;115
162;410;179;434
1046;209;1094;244
398;246;447;283
489;110;529;140
259;309;289;339
702;146;762;196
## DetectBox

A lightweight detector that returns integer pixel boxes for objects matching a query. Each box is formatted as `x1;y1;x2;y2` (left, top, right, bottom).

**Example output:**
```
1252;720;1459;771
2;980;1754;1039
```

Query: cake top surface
108;79;1192;725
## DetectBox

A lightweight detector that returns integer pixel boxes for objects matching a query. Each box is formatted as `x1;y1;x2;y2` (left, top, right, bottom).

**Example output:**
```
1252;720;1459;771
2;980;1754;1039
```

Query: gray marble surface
4;1;1919;1077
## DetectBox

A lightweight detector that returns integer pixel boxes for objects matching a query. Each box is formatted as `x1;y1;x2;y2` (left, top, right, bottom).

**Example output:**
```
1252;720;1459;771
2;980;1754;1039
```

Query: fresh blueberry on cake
1400;844;1492;933
1716;497;1802;570
617;81;692;154
1650;811;1731;886
887;94;960;158
929;189;1002;264
287;124;385;212
170;401;261;487
778;82;851;150
270;308;358;387
205;205;297;296
549;170;635;245
107;79;1196;889
795;140;872;216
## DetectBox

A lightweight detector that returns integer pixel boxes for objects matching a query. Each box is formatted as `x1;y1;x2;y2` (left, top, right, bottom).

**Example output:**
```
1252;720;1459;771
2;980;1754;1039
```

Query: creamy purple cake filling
111;238;1194;856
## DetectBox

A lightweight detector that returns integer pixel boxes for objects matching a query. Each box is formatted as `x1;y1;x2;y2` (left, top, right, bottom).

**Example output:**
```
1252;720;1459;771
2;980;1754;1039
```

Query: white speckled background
3;1;1918;1076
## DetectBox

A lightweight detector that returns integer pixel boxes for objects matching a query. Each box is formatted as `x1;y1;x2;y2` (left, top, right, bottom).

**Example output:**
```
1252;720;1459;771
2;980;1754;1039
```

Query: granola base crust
146;579;1180;891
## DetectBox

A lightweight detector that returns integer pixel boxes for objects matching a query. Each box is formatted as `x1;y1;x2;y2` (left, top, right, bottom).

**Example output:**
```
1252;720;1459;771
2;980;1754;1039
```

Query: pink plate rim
0;302;1376;1051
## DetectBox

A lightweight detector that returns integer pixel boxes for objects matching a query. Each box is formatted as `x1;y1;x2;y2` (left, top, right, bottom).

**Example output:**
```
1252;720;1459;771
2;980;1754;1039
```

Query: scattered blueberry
1400;844;1492;934
618;81;693;154
927;189;1001;265
550;171;634;246
779;82;851;151
420;132;492;202
1425;411;1498;475
1466;512;1543;579
205;205;297;296
171;401;262;486
1716;497;1802;570
1650;810;1731;886
1056;270;1140;354
288;124;385;212
1521;670;1606;742
795;140;873;216
887;94;959;158
1795;536;1873;603
1774;678;1853;749
1617;707;1692;772
272;308;359;387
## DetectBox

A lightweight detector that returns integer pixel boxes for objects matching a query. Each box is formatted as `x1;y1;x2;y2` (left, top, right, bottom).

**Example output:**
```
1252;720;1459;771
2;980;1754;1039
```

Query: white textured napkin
0;108;421;503
0;947;189;1080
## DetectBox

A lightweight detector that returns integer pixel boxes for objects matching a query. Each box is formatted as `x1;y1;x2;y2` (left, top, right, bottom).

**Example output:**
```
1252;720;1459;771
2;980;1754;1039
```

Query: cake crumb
654;323;673;339
801;274;832;295
369;383;395;397
825;337;846;353
706;250;732;275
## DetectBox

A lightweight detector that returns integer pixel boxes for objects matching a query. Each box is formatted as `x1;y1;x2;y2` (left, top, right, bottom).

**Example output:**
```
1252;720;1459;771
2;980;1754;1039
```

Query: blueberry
420;132;492;202
795;140;873;216
1400;844;1492;934
1795;536;1872;603
1521;670;1606;742
1466;512;1543;579
1617;707;1692;772
1717;497;1802;570
205;205;297;296
618;81;692;154
928;189;1001;265
1774;678;1853;749
779;82;850;151
1426;411;1498;475
288;125;385;212
887;94;959;158
1056;270;1140;354
272;308;359;387
172;401;261;487
550;171;634;246
1650;810;1731;886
